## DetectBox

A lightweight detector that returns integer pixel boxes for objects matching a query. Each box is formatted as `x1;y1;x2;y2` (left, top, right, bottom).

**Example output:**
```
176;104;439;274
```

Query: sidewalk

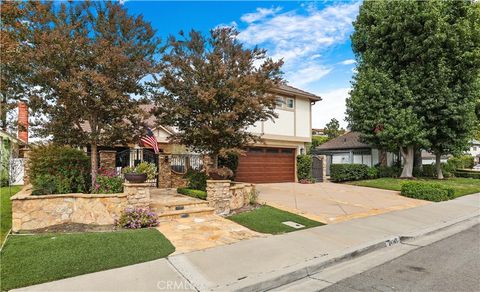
15;193;479;292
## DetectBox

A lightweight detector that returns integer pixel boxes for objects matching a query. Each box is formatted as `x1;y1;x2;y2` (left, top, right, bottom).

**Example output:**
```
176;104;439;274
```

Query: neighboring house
420;151;450;165
469;139;480;164
312;128;326;137
0;130;26;186
313;132;396;175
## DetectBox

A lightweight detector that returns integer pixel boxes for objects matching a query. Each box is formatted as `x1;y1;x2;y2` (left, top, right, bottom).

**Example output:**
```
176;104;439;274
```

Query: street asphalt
322;224;480;292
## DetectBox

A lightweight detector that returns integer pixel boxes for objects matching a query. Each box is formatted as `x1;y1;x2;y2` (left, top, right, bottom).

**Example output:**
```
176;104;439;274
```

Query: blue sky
124;1;360;128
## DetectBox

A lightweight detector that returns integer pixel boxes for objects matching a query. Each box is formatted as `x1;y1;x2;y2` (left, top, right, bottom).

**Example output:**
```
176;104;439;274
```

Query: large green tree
24;1;159;185
347;0;480;178
151;27;283;164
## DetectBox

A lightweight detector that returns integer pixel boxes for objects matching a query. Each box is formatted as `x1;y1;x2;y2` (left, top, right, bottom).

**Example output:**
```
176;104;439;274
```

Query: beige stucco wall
245;96;312;144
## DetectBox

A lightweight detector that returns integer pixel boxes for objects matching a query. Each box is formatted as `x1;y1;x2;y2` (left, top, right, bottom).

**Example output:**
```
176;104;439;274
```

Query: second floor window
275;96;295;110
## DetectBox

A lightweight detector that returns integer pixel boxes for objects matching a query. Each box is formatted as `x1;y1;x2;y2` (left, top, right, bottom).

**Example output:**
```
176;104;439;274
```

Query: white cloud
312;87;351;128
287;63;332;88
340;59;356;65
238;2;360;87
240;7;282;23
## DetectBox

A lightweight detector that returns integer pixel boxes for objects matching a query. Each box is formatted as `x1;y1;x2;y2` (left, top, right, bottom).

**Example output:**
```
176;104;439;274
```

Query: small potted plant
208;167;234;180
122;162;157;183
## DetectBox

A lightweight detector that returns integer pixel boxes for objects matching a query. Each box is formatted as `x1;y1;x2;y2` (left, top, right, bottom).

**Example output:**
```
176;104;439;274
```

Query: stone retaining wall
11;183;154;232
206;180;254;215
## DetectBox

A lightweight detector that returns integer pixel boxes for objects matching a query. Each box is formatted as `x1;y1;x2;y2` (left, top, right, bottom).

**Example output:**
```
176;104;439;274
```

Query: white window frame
275;96;295;110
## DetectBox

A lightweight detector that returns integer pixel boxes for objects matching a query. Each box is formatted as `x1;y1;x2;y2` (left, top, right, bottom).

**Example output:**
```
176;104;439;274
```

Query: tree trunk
400;145;415;178
379;149;387;167
435;152;444;180
91;143;98;188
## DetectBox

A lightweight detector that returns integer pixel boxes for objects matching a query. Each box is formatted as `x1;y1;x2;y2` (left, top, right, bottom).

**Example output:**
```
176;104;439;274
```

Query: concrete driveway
257;182;430;224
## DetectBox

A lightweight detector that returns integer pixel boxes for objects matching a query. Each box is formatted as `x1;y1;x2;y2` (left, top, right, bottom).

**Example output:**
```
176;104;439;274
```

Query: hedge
330;164;372;182
453;170;480;179
400;182;455;202
297;155;313;181
177;188;207;200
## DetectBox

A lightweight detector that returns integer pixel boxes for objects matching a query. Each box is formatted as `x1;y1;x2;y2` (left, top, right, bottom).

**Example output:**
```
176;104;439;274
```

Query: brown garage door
235;147;296;183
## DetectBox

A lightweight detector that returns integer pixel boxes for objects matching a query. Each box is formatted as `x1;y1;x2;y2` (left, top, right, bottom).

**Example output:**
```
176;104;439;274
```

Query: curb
227;212;480;292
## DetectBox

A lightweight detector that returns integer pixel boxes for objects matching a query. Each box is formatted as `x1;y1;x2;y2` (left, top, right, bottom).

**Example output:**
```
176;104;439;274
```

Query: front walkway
150;188;260;254
157;215;261;254
257;182;430;224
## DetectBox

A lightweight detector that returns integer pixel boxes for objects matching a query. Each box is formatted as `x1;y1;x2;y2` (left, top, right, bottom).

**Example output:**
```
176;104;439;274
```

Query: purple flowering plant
115;207;158;229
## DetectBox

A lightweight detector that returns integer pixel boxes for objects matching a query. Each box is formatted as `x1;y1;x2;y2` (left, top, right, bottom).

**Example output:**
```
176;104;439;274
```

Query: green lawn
227;205;324;234
1;186;22;243
0;229;175;291
348;177;480;197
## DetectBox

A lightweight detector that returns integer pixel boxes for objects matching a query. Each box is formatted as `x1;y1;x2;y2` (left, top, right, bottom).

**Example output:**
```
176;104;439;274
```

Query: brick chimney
18;101;28;144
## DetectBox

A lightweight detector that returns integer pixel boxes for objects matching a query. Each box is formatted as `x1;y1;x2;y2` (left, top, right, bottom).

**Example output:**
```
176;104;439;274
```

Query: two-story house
235;84;320;183
85;84;320;184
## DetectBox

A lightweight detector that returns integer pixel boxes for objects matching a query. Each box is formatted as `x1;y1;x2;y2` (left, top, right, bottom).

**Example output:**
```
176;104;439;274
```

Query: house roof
79;84;320;134
316;132;371;150
0;130;25;145
272;84;321;101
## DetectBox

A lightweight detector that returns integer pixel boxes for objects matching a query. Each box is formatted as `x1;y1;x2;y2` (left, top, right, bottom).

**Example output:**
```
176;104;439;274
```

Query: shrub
208;167;234;180
376;165;401;178
330;164;370;182
29;145;90;194
416;163;454;178
1;172;9;187
400;182;455;202
218;153;239;178
367;167;379;179
297;155;312;181
447;155;474;170
115;208;158;229
177;187;207;200
93;168;123;194
248;189;259;205
122;162;157;180
453;170;480;179
184;169;208;191
31;174;73;195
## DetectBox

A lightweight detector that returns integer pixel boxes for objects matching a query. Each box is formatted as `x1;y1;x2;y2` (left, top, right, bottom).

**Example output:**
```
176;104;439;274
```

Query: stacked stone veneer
124;183;151;209
158;155;188;188
11;183;153;232
206;180;254;215
99;150;116;170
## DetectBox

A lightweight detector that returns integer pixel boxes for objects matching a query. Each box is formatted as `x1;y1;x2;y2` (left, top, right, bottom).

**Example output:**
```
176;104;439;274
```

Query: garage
235;147;296;183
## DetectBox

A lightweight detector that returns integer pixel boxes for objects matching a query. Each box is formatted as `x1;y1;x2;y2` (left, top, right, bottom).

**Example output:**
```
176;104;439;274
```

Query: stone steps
157;207;215;221
150;200;208;213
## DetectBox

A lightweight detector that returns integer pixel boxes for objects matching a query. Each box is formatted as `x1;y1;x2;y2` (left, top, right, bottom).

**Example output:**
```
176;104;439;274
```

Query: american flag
140;128;159;154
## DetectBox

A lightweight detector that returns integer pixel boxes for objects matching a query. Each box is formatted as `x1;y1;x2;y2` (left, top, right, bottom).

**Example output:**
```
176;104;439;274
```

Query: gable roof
316;132;371;150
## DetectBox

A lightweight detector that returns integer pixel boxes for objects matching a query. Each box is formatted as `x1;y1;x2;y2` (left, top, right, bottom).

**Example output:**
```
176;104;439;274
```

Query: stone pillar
202;154;214;173
123;183;151;209
99;150;116;170
158;155;172;188
23;149;31;185
206;180;232;215
318;155;327;182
